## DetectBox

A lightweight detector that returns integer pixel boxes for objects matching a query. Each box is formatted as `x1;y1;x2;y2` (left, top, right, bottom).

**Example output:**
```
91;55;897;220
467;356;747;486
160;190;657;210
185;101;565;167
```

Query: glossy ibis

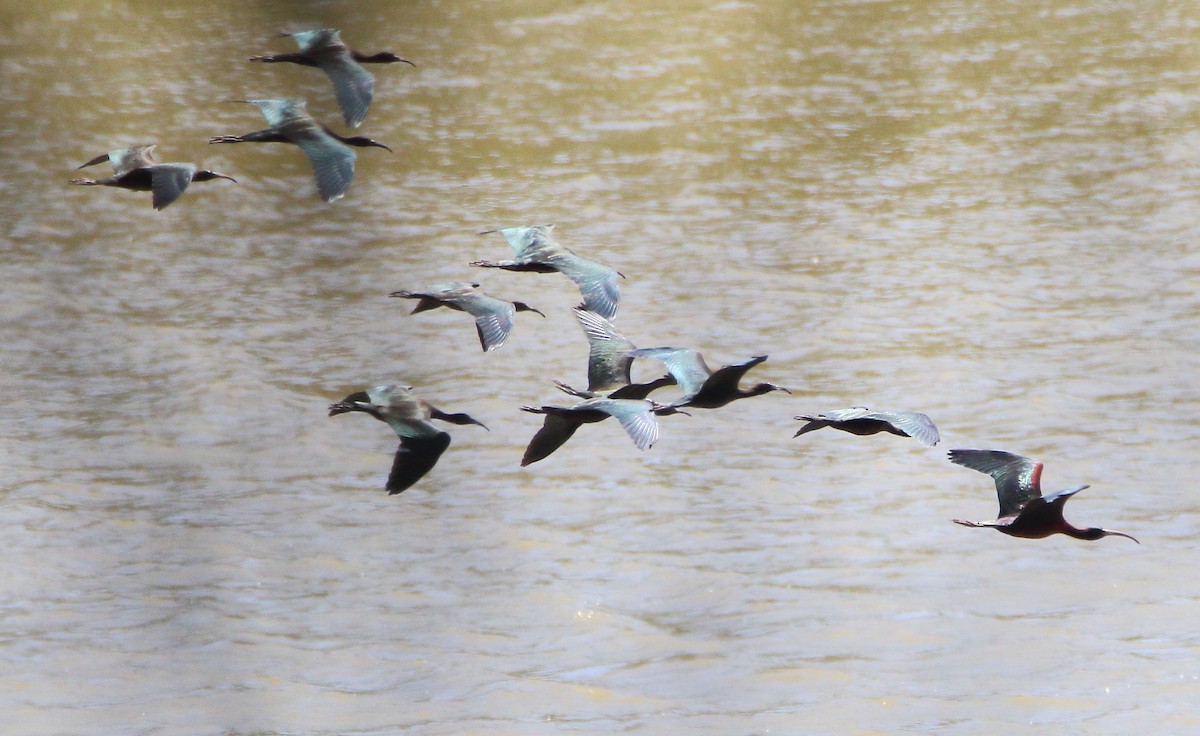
625;348;789;409
71;144;235;210
949;449;1138;543
472;225;624;319
329;384;487;494
250;29;414;128
794;407;940;446
553;307;676;400
519;397;683;466
208;98;390;202
388;281;545;352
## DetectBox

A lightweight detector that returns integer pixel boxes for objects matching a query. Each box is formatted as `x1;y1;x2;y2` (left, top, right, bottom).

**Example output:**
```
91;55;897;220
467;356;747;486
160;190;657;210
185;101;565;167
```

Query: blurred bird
625;348;789;409
519;397;684;466
949;449;1138;543
472;225;624;318
329;384;487;494
250;29;414;128
553;307;677;400
793;407;940;446
70;144;235;210
389;281;545;352
209;98;390;202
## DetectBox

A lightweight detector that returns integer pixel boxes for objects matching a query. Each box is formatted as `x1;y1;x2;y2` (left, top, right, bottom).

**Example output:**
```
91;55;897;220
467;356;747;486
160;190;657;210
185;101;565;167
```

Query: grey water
2;0;1198;734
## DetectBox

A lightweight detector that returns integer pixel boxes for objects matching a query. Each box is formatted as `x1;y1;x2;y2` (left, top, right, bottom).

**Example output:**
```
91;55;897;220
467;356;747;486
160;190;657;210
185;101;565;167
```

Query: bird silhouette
552;307;677;400
70;144;235;210
472;225;624;318
625;348;789;409
519;397;683;466
209;98;390;202
389;281;545;352
329;384;487;494
794;407;940;446
949;449;1138;543
250;29;414;128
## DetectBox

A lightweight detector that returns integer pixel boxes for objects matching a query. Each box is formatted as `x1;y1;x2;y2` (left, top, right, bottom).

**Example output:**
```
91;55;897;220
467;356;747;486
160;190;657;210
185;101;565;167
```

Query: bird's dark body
800;418;906;438
103;168;154;191
989;503;1069;539
478;261;561;274
606;376;677;400
257;53;323;68
839;419;905;437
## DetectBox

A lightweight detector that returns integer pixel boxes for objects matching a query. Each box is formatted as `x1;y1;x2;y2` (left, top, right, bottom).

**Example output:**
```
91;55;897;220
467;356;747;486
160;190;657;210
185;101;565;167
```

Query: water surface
1;0;1198;734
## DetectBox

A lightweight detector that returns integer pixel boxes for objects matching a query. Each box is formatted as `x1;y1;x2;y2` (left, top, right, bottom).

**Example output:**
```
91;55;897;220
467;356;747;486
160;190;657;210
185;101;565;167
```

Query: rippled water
2;0;1199;734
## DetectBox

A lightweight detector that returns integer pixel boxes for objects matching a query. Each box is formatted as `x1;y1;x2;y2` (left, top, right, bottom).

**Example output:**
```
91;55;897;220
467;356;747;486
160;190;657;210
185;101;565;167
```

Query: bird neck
430;408;487;429
1062;524;1139;543
1062;525;1107;541
354;51;411;64
192;170;234;182
327;130;391;150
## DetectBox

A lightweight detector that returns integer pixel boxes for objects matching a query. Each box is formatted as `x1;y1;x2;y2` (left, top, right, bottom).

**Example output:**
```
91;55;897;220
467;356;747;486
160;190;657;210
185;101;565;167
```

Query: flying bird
793;407;940;446
949;449;1138;543
209;98;390;202
472;225;624;318
552;307;676;400
70;144;235;210
250;29;414;128
329;384;487;494
389;281;545;352
519;397;683;466
625;348;789;409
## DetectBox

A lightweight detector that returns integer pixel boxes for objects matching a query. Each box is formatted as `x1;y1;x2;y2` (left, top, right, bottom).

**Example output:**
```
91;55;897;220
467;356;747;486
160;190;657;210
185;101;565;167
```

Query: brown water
2;0;1199;734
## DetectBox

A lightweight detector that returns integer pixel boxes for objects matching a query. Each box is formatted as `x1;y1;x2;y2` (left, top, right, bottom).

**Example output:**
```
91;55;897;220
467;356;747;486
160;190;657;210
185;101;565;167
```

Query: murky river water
2;0;1199;733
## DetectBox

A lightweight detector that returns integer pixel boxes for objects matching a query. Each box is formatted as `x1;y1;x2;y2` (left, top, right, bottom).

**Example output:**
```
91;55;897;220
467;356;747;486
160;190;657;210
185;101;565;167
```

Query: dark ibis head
749;382;790;397
362;51;415;66
1071;526;1140;544
192;169;237;183
650;401;689;417
443;413;488;431
513;301;546;318
340;135;392;152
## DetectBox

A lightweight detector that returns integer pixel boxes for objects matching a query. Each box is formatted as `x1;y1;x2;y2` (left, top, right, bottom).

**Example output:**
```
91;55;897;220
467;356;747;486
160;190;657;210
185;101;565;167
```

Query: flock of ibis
71;29;398;207
72;28;1138;545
